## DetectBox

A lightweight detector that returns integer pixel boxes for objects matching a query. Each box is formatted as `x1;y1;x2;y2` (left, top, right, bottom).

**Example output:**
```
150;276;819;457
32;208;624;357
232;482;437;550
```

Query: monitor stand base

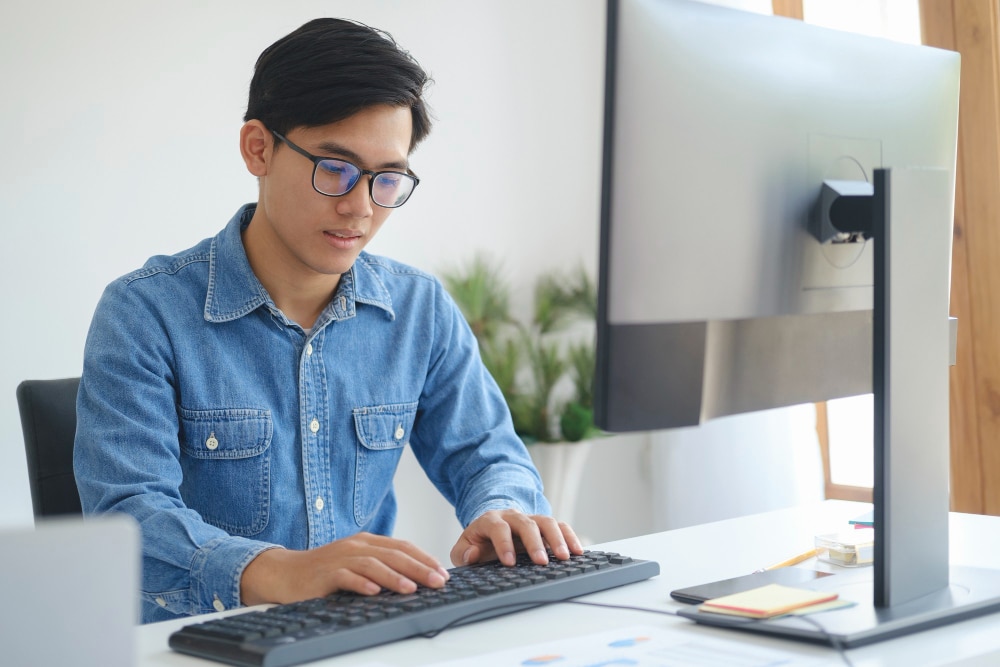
675;565;1000;648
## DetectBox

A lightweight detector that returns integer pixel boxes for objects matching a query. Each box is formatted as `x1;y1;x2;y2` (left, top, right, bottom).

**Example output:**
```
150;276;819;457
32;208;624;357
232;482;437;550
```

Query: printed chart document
428;624;837;666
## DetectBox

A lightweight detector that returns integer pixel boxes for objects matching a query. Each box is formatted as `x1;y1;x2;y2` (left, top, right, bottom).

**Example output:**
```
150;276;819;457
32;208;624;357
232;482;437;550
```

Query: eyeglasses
271;130;419;208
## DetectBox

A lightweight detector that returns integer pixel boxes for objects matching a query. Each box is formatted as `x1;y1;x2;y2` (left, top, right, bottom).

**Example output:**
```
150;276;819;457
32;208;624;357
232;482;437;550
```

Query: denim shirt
74;204;549;623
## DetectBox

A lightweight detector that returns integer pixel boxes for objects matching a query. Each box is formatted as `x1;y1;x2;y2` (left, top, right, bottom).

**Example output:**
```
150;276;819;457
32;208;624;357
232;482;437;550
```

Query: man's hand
240;533;450;606
450;510;584;567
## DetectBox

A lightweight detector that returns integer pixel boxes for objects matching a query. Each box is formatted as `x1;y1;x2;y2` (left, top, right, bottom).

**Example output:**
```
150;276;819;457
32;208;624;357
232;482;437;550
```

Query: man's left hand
449;510;584;567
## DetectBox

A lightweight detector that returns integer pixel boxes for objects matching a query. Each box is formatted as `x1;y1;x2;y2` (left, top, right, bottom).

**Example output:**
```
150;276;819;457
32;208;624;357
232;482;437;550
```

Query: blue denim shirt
74;204;549;623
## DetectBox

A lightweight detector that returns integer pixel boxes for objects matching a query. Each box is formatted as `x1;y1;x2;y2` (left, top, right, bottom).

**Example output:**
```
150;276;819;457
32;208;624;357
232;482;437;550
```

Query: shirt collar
204;203;395;323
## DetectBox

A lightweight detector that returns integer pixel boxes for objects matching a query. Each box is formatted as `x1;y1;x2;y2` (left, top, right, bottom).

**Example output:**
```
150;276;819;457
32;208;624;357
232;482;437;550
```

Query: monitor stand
677;167;1000;647
677;565;1000;648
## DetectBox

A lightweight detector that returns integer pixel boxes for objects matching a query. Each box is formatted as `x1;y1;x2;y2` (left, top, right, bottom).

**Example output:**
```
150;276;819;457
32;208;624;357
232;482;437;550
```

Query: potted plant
440;255;600;522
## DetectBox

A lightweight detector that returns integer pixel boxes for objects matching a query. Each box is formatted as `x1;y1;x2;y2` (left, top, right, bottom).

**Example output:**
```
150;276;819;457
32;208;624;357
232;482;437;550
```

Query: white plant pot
528;440;593;527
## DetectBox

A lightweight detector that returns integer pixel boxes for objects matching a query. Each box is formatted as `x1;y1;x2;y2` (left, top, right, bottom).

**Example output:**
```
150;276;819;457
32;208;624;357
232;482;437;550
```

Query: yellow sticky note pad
699;583;839;619
787;598;854;615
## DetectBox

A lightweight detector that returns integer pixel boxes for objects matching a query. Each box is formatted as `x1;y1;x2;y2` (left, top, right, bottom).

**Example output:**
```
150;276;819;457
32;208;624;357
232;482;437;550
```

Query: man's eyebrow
315;140;409;170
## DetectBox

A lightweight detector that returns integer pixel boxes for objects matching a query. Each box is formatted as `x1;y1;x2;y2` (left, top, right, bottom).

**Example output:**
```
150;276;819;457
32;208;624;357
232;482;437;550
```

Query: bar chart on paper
430;625;830;666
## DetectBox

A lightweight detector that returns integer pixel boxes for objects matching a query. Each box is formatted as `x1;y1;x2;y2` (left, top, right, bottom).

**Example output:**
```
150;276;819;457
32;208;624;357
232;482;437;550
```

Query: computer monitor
595;0;957;433
596;0;1000;648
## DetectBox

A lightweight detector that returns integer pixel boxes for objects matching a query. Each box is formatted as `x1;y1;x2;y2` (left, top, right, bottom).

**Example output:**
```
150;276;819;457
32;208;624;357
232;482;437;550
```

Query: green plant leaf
532;265;597;334
559;401;595;442
440;254;512;344
481;338;520;402
440;255;598;443
566;341;596;410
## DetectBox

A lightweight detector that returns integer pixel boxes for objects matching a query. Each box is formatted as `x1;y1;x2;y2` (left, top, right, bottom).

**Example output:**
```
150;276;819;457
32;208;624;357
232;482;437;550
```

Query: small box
814;528;874;567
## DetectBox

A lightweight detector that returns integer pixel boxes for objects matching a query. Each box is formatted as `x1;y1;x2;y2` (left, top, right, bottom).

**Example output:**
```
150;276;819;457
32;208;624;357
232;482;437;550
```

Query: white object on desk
0;514;140;667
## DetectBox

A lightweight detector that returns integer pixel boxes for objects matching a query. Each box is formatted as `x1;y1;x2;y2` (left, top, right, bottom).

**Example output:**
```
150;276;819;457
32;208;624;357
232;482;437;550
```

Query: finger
450;538;487;567
535;516;583;559
307;548;412;596
373;545;449;589
560;521;585;555
368;535;451;585
354;536;449;589
313;534;447;595
486;516;518;566
504;512;548;564
324;567;382;596
452;512;513;565
338;554;443;595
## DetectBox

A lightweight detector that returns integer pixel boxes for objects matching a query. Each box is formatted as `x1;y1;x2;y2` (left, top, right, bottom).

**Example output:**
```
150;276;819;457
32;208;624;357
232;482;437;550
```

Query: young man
73;18;581;623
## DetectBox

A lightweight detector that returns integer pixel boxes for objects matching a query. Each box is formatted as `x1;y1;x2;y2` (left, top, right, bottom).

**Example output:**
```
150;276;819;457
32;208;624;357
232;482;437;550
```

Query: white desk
137;501;1000;666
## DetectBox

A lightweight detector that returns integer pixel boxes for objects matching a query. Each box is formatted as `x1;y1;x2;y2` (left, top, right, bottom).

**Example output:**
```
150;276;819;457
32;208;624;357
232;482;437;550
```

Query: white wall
1;0;821;559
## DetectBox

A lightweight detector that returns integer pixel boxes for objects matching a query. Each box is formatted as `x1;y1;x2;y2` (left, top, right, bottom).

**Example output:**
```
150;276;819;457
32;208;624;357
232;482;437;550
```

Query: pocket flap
353;402;417;451
179;408;272;459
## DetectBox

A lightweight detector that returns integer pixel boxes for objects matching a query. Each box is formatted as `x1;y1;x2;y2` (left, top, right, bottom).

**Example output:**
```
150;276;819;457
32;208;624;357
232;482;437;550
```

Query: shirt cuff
464;498;540;527
189;536;283;614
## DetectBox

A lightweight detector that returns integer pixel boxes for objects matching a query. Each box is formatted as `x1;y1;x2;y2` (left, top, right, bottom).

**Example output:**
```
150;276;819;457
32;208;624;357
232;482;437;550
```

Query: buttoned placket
299;325;335;548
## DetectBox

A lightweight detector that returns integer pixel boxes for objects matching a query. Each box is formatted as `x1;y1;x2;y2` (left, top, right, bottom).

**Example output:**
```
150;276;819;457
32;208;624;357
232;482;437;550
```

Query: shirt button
310;419;320;433
206;433;219;450
213;597;226;613
306;343;313;356
315;496;325;511
155;597;167;608
394;425;405;440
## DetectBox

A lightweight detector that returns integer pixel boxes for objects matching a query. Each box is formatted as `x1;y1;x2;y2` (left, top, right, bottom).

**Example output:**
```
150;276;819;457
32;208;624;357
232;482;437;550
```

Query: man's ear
240;120;272;177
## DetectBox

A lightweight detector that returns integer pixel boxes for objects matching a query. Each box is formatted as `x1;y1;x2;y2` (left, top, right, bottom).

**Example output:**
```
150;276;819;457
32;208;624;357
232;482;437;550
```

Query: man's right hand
239;532;450;607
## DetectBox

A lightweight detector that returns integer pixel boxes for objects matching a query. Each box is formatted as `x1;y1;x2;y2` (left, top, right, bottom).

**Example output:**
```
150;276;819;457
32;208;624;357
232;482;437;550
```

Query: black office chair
16;377;83;517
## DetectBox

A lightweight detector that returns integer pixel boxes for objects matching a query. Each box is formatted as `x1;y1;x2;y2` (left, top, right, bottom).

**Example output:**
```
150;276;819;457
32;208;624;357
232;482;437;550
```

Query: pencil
754;548;821;573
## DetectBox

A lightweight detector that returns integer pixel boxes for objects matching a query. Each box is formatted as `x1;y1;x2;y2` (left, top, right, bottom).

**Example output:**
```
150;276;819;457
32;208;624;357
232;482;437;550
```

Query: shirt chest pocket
178;408;273;537
352;402;418;527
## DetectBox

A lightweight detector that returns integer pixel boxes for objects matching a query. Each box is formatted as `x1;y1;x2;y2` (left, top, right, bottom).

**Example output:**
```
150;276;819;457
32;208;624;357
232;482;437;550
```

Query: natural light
801;0;921;490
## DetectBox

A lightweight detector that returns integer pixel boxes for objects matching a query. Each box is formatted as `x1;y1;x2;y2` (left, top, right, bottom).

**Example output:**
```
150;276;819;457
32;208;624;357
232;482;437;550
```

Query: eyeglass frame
270;130;420;208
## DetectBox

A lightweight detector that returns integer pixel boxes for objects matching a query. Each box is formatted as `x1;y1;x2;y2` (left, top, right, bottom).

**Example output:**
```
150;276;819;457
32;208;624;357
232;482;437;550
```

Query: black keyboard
169;549;659;667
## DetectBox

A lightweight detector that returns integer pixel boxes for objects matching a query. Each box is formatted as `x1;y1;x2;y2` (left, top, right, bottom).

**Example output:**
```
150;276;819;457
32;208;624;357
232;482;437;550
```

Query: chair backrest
16;377;83;517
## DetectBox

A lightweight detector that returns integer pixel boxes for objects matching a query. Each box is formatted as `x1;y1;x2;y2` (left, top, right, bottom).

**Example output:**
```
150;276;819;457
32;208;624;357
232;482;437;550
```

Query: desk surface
137;501;1000;667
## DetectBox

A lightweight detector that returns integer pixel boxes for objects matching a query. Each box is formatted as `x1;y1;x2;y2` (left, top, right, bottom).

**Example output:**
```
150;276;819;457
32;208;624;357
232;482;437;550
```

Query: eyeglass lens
315;159;416;208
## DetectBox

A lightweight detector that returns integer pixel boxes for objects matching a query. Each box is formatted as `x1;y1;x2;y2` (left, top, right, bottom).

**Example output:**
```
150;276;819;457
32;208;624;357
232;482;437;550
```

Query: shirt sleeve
73;278;280;622
408;281;551;527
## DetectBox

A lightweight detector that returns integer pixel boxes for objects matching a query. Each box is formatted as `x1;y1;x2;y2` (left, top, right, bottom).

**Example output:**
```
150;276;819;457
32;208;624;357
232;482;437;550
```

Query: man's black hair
245;18;432;152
